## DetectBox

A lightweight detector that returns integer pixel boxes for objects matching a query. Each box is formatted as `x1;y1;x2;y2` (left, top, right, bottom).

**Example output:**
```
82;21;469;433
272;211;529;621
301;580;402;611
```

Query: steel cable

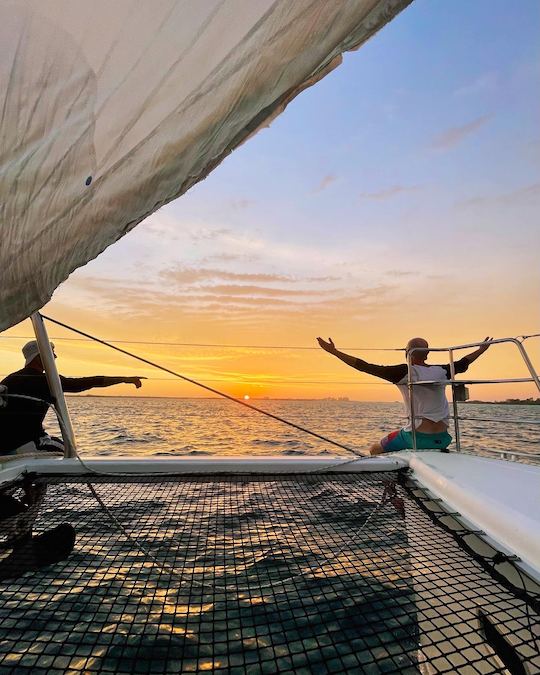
40;314;364;457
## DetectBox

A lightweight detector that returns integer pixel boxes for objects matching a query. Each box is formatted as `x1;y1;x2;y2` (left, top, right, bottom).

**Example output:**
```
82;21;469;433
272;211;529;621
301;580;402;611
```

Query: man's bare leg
368;442;384;456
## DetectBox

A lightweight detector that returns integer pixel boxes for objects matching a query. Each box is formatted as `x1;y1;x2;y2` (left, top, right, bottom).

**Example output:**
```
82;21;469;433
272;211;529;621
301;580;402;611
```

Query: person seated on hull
317;336;492;455
0;340;145;455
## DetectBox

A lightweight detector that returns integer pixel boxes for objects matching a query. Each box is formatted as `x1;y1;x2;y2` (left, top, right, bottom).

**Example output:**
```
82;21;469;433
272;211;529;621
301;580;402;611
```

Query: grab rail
413;378;536;385
407;337;540;455
479;448;540;462
451;415;540;425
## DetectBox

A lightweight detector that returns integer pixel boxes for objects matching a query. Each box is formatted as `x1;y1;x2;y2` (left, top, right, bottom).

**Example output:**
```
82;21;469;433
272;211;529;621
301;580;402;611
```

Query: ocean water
47;398;540;459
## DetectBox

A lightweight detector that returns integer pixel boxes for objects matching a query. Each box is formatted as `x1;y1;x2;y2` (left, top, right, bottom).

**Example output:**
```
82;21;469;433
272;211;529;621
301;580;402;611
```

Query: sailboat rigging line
40;314;364;458
0;374;395;385
0;334;403;351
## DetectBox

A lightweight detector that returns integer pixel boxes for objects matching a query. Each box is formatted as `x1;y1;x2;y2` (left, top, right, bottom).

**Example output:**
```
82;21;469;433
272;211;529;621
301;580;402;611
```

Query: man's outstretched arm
462;337;493;366
446;337;493;375
317;337;407;383
60;376;145;393
317;337;358;368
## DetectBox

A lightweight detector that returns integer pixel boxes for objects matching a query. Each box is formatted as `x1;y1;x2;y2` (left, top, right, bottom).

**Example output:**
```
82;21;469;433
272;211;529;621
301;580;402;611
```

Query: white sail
0;0;410;330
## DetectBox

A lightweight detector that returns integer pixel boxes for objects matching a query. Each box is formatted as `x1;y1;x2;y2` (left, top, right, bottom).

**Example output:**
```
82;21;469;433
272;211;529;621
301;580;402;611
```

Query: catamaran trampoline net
0;471;538;674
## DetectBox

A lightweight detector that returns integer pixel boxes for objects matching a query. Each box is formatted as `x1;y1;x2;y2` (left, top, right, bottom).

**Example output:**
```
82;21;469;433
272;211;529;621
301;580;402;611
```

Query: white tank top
395;364;449;431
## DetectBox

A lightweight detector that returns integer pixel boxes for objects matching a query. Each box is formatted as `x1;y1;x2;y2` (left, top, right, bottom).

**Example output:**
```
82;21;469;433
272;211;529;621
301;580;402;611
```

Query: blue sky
174;0;539;250
14;0;537;400
102;0;539;268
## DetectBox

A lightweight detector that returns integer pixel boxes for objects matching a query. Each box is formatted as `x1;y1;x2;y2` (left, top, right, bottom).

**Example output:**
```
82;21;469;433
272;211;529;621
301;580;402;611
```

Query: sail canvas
0;0;410;330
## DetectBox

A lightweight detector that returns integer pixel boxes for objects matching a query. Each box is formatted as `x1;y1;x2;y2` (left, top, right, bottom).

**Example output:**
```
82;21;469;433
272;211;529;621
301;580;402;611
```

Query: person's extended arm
444;337;493;376
317;337;358;368
462;337;493;365
59;376;144;394
316;337;407;383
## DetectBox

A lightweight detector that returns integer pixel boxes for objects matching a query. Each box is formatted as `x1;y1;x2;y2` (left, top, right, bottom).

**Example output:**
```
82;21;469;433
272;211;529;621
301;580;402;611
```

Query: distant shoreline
68;395;371;402
67;395;402;402
466;398;540;406
65;395;540;405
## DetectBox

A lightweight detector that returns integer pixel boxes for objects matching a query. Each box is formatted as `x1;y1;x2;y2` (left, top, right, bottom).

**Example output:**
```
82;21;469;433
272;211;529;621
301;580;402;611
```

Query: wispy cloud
359;185;420;200
163;268;294;285
229;199;253;210
178;294;302;307
163;267;341;285
453;72;499;98
142;216;236;244
430;114;491;150
308;276;341;282
193;284;331;297
314;174;337;192
142;212;183;239
61;274;398;327
201;253;261;264
385;269;417;277
523;139;540;163
457;182;540;208
188;227;232;242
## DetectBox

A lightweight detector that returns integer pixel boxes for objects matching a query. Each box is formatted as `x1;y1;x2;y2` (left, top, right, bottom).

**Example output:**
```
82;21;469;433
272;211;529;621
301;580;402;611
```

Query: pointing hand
126;377;146;388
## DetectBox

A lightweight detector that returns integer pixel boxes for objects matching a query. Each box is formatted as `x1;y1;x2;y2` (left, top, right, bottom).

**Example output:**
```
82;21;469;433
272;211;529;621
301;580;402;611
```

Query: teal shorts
380;429;452;452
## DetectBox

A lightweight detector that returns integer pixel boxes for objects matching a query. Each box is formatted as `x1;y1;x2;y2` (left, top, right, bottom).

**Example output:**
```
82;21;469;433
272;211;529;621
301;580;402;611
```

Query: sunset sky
1;0;539;401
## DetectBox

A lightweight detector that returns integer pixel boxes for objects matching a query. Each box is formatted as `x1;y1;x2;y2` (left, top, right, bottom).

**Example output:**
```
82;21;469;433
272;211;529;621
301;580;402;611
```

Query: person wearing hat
0;340;144;454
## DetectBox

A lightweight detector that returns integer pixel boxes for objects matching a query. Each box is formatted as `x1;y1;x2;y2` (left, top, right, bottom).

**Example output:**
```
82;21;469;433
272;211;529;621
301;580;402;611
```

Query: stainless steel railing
407;336;540;460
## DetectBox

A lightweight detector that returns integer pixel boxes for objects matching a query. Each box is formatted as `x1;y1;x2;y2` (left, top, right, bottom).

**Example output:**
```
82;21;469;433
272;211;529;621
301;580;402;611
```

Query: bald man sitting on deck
317;336;492;455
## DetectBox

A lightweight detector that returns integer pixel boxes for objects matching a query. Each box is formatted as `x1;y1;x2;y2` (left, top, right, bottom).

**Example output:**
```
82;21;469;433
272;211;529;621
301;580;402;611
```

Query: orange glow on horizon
1;307;538;403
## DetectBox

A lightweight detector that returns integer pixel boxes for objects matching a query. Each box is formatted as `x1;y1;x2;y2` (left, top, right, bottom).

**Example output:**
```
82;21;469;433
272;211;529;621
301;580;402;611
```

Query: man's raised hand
317;337;337;354
478;336;493;354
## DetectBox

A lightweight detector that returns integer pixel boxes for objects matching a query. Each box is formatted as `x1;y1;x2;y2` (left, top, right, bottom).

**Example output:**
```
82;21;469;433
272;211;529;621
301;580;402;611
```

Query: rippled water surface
48;398;540;459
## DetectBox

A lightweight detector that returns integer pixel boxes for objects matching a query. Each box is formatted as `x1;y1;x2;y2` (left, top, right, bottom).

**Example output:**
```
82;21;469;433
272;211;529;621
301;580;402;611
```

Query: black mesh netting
0;471;538;674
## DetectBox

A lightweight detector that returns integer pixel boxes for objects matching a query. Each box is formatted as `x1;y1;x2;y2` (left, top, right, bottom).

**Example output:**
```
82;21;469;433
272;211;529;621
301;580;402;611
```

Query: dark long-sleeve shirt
0;368;113;453
351;357;471;428
351;357;470;384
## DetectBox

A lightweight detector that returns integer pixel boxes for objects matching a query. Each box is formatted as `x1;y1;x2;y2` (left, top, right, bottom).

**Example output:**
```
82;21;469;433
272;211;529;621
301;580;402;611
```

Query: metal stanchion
31;312;77;458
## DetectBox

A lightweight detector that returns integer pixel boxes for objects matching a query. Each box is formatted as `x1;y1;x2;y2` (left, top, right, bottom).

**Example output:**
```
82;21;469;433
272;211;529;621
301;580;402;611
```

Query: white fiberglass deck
403;451;540;580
